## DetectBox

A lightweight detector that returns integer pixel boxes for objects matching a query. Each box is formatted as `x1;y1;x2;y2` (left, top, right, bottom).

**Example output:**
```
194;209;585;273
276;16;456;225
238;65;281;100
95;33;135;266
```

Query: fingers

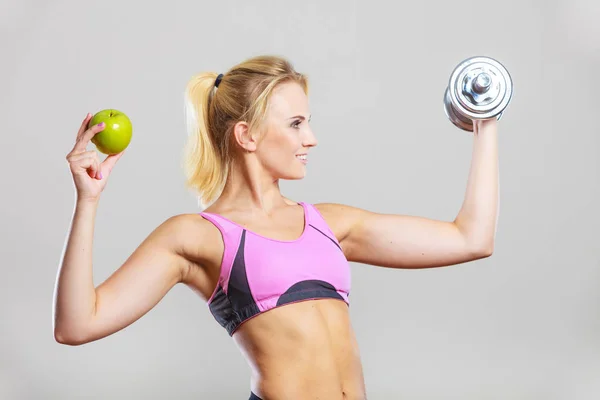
66;114;127;181
76;113;93;140
100;150;126;175
81;122;105;144
67;150;102;180
69;120;105;155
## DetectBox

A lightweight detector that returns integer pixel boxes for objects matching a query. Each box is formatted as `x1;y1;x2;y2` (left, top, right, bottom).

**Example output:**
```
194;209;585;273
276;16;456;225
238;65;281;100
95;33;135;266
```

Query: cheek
258;134;299;168
261;131;298;154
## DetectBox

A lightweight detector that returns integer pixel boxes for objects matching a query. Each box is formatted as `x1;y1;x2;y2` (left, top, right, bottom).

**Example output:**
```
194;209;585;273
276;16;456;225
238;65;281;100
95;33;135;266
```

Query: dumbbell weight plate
444;87;478;131
444;56;513;132
444;87;506;132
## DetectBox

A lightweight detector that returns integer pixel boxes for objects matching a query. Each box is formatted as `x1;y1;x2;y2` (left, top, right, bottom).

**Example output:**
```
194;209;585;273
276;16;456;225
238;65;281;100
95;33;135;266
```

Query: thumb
100;150;126;176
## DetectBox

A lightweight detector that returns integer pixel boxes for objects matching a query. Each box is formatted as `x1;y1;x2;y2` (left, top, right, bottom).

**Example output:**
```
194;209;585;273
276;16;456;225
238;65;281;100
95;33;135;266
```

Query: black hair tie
215;73;224;88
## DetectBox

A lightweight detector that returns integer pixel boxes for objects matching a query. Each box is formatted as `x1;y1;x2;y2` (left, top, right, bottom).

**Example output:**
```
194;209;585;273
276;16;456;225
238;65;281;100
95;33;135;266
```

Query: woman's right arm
53;114;193;345
53;202;191;345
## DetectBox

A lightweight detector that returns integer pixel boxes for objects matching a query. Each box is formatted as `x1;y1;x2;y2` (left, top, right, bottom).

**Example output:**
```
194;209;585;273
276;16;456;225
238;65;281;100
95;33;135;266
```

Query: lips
296;154;308;164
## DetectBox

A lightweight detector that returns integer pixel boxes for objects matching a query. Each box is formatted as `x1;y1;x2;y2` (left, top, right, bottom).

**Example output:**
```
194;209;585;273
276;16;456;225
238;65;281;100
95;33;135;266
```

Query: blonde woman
55;55;498;400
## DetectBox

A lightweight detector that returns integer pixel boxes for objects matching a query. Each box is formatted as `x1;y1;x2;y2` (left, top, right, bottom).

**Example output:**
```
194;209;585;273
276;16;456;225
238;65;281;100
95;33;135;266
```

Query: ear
233;121;259;152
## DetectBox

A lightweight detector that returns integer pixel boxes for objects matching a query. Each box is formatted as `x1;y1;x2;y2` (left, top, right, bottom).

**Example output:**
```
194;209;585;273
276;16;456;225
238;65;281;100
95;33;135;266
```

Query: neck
216;155;289;214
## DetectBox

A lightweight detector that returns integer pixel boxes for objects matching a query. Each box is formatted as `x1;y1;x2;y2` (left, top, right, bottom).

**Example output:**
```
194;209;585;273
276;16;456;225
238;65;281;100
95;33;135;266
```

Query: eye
291;120;302;129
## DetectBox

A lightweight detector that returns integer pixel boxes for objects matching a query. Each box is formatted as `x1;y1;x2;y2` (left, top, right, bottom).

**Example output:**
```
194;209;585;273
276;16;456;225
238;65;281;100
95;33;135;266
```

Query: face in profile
254;82;318;180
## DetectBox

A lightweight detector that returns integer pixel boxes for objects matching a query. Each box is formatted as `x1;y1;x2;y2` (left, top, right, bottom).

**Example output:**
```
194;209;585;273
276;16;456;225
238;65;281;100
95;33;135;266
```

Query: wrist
76;197;100;208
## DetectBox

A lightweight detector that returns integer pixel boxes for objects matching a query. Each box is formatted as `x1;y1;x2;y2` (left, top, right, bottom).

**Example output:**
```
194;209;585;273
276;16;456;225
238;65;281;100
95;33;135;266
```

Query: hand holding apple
65;113;127;203
88;109;133;155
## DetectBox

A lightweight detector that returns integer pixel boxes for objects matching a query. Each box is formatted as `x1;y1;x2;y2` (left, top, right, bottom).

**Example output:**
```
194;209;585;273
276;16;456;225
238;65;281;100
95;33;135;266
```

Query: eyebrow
288;115;312;122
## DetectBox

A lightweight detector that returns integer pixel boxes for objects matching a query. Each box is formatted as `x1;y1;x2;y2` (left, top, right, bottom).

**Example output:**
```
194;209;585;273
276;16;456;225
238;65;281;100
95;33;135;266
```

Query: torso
179;200;366;399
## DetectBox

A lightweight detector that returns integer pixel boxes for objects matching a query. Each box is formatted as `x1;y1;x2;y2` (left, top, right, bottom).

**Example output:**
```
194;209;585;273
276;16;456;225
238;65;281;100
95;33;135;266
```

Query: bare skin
183;199;366;399
54;81;499;400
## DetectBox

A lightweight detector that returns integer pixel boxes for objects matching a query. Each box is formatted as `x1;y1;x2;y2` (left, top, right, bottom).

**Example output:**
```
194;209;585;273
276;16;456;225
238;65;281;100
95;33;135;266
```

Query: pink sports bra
199;202;351;336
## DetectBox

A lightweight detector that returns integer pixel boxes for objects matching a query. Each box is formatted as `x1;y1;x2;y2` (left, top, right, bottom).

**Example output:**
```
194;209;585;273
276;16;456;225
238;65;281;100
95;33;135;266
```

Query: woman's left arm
318;118;499;269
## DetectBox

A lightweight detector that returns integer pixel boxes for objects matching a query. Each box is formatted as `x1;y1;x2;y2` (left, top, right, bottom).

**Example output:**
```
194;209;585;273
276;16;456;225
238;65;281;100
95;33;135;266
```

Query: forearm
53;199;99;341
454;119;499;252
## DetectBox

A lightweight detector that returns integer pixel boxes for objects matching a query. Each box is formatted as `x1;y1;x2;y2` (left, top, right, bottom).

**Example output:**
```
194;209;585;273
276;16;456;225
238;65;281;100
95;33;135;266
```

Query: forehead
267;82;309;118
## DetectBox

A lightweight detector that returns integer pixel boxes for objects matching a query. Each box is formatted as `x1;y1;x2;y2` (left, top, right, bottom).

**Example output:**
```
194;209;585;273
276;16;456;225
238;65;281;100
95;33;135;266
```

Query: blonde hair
182;55;309;208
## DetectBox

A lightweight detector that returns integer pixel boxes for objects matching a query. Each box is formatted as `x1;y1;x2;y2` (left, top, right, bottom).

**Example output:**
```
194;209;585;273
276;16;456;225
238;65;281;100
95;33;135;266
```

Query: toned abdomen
233;299;366;400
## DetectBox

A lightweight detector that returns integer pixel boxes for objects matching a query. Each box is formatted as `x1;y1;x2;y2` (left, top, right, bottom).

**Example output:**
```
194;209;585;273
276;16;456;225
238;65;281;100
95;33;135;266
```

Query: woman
54;55;498;400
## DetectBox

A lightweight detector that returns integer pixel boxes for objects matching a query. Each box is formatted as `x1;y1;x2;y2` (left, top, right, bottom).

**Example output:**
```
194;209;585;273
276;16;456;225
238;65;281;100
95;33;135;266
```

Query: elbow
462;232;494;260
54;327;89;346
479;245;494;258
455;222;495;260
471;240;494;259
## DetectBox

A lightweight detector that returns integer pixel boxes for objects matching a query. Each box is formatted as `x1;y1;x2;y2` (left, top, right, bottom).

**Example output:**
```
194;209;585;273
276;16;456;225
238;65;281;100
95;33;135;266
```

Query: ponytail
182;72;226;208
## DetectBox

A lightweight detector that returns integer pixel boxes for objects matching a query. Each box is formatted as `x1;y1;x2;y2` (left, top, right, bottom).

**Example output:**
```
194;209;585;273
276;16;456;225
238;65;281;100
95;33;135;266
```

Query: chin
280;167;307;180
281;173;306;181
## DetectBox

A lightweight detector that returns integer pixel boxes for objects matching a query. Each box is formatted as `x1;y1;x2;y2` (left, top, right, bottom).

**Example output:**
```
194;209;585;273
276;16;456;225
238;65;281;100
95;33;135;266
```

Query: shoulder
154;213;215;242
154;213;224;267
312;203;367;244
313;202;366;220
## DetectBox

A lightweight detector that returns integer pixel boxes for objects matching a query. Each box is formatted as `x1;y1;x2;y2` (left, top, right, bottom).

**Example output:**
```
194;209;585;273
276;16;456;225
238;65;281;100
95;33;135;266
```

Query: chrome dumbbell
443;56;513;131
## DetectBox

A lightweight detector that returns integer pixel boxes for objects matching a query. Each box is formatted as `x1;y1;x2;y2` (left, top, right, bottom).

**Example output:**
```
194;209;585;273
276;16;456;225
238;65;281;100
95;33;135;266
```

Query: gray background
1;0;599;398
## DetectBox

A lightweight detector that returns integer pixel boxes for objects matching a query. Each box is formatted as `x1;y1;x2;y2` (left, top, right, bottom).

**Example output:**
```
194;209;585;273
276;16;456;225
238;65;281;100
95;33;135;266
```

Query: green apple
89;109;133;155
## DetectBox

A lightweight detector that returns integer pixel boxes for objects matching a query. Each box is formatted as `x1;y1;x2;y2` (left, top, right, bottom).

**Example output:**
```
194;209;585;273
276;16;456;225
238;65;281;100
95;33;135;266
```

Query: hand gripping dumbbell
443;56;513;131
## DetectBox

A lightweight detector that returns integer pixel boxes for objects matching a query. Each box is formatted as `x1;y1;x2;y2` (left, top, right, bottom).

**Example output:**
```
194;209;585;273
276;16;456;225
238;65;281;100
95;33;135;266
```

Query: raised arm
53;114;192;345
53;209;192;345
317;118;499;269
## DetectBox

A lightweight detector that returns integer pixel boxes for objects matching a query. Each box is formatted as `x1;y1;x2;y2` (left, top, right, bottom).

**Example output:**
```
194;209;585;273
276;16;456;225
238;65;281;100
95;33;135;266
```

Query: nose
303;126;318;148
